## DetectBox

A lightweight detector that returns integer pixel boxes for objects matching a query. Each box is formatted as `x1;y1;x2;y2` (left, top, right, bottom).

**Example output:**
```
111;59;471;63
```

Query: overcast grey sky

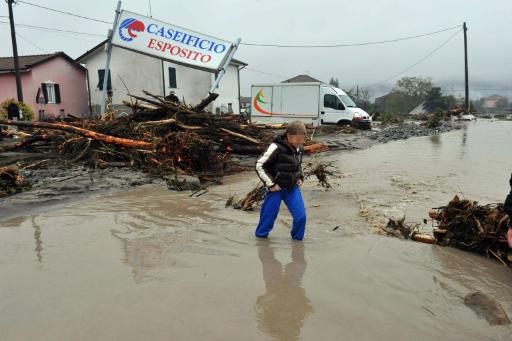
1;0;511;98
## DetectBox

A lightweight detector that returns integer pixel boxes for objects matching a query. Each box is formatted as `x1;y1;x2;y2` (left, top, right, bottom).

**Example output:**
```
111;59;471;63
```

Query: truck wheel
337;120;349;126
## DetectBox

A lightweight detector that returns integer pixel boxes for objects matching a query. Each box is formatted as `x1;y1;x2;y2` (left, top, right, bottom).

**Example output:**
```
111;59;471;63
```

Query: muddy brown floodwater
1;121;511;340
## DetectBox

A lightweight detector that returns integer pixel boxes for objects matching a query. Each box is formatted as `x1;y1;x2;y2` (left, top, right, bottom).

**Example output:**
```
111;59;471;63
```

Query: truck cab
320;86;371;128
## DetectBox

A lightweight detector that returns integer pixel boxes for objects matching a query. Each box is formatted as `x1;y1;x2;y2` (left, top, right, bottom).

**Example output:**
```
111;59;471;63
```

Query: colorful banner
112;10;233;72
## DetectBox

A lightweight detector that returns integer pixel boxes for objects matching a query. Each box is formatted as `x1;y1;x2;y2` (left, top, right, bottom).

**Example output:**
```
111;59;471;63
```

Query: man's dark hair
286;121;307;135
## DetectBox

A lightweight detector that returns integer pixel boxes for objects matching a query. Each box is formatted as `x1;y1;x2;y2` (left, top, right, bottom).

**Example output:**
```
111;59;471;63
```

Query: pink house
0;52;89;120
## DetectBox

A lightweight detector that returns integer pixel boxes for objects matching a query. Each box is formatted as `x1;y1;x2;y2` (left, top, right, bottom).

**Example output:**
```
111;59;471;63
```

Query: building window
168;67;177;88
46;84;56;104
98;69;112;90
40;82;61;104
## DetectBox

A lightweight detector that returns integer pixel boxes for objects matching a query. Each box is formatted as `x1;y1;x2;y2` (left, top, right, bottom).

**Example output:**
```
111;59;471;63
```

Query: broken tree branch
304;143;329;154
194;93;219;112
0;120;155;149
129;93;197;114
220;128;260;144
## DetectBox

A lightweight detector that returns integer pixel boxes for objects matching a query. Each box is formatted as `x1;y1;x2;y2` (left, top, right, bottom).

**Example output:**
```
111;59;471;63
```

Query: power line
243;67;288;79
3;7;461;51
15;31;49;53
241;25;461;48
365;29;462;88
17;0;112;25
6;5;460;49
0;15;469;88
0;21;106;37
449;88;512;92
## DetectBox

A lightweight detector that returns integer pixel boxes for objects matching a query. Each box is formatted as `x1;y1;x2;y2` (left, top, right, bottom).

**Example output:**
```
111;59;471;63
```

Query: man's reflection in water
255;242;313;341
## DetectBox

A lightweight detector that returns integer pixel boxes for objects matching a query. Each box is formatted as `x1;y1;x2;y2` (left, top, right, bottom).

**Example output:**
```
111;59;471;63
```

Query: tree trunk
0;120;154;149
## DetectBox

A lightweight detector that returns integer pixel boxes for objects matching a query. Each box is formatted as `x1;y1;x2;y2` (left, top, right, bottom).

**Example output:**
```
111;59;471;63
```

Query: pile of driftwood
226;184;266;211
226;161;339;211
429;195;511;266
381;217;436;244
0;167;31;197
0;91;327;184
303;161;337;189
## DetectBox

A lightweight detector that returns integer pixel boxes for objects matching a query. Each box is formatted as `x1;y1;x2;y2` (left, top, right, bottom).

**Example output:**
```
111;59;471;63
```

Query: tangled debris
429;195;511;265
381;217;418;239
227;161;339;211
226;184;266;211
381;217;436;244
0;167;31;197
0;91;327;185
303;161;338;189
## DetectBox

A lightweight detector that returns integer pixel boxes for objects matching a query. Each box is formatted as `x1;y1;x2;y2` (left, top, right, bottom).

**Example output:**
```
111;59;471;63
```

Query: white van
250;82;371;128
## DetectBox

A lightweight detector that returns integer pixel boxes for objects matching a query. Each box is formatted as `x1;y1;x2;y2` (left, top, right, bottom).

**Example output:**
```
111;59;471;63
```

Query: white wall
212;64;241;115
162;61;211;107
84;46;162;113
81;45;243;115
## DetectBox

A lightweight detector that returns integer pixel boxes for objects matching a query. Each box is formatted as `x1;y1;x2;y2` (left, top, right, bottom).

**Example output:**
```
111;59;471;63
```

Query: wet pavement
1;120;511;340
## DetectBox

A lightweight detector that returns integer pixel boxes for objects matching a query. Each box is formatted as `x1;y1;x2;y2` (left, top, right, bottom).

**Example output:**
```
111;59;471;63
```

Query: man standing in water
255;121;307;240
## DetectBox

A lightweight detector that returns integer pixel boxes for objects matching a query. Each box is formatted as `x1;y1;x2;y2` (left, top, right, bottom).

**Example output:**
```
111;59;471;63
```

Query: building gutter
237;64;246;115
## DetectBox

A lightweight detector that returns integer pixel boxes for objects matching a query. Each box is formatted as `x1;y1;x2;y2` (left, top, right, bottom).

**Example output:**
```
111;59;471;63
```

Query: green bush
0;98;34;121
375;112;404;125
424;109;444;128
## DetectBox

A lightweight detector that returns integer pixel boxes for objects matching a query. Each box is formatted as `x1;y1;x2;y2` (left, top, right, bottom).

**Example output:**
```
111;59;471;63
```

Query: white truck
250;82;371;128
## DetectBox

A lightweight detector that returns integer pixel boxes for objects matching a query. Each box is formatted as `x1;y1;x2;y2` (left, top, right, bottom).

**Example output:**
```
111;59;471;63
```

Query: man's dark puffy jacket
255;134;304;189
504;174;512;216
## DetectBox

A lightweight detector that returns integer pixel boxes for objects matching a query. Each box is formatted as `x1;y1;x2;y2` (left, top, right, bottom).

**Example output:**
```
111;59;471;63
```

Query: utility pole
7;0;23;102
100;1;122;115
463;22;469;112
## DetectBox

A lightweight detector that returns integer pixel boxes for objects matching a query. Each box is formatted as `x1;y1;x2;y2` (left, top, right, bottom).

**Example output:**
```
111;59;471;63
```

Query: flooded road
333;120;512;229
1;121;511;340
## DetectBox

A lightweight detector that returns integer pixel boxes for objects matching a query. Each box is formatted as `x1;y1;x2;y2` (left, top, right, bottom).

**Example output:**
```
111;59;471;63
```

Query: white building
77;40;247;115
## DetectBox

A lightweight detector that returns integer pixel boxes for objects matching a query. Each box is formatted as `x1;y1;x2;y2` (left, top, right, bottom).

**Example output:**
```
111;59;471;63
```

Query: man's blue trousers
255;186;307;240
